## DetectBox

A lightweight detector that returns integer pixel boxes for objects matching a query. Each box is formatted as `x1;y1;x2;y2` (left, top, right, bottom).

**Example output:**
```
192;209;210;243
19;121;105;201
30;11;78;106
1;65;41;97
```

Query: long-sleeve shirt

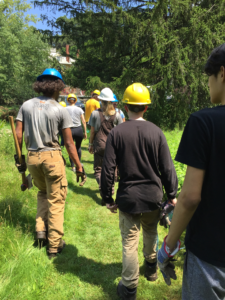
101;120;178;214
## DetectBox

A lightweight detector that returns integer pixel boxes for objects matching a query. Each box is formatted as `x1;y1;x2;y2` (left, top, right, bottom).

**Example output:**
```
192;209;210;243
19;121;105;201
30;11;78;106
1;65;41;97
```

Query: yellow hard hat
67;93;77;101
59;101;67;107
122;83;151;105
92;89;100;96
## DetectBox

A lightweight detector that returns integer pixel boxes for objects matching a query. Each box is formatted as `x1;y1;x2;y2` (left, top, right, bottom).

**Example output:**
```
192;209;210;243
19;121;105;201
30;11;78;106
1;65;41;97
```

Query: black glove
14;154;27;174
76;166;87;186
159;200;174;228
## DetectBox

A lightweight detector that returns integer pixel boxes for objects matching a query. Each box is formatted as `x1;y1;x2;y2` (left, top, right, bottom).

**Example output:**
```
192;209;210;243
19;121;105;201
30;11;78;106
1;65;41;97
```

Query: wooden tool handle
9;116;26;183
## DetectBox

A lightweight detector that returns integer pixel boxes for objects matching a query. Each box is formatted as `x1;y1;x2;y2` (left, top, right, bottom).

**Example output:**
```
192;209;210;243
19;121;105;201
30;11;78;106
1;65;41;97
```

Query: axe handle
8;116;26;184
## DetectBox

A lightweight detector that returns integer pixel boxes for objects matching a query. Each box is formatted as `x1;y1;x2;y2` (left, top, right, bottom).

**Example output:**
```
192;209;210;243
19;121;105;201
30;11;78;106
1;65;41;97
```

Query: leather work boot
48;240;66;260
117;280;137;300
36;231;47;248
144;261;158;281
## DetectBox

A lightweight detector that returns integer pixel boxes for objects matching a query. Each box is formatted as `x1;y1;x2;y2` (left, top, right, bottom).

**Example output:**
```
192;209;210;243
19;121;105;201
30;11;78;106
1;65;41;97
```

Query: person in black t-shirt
101;83;178;300
157;44;225;299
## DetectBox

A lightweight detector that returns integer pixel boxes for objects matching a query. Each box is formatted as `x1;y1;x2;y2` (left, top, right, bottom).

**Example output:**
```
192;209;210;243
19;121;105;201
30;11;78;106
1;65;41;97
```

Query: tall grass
0;123;186;299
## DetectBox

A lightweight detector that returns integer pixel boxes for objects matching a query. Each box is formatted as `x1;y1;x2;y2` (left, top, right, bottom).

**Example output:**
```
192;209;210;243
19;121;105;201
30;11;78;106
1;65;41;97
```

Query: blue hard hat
112;93;119;102
37;68;65;83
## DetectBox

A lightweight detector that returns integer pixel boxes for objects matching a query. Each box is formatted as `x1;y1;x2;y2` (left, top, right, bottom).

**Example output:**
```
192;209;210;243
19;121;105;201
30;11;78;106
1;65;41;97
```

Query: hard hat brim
122;100;151;105
37;74;65;84
98;96;114;101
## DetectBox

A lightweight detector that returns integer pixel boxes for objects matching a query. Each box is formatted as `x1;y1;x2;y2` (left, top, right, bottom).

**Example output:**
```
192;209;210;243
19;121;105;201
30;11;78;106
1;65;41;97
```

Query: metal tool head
20;174;33;192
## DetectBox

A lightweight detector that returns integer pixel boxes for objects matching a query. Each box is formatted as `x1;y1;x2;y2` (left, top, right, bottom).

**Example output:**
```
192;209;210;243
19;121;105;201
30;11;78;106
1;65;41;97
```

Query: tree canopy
0;0;54;104
36;0;225;128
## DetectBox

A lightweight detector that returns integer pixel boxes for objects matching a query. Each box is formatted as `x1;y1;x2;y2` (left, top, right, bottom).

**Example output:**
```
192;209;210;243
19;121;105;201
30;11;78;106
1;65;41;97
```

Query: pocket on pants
43;161;63;179
60;177;68;200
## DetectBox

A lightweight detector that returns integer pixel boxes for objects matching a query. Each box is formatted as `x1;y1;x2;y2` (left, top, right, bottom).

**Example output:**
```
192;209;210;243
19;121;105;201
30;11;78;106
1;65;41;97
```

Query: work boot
117;280;137;300
144;261;158;281
36;231;47;248
48;240;66;260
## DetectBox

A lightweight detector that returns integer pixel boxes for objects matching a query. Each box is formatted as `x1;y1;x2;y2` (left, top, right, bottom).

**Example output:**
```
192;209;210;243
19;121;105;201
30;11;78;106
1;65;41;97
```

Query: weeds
0;123;186;299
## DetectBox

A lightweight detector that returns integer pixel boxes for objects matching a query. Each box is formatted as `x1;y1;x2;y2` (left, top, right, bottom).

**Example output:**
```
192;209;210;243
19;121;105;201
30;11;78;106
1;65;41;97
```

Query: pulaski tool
9;116;33;191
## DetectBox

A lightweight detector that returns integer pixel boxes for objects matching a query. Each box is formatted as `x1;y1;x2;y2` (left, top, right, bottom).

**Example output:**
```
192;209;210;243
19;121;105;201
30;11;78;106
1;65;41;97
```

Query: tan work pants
119;209;160;289
27;150;68;253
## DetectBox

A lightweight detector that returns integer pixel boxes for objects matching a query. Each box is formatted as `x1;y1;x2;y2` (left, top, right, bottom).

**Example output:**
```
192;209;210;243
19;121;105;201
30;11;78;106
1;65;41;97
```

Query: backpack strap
97;109;105;123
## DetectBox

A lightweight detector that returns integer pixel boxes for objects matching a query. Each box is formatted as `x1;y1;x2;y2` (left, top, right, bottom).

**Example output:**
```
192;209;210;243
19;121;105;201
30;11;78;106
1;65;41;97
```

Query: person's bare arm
62;128;82;172
166;166;205;250
81;114;87;140
122;118;125;122
88;126;95;154
16;120;24;152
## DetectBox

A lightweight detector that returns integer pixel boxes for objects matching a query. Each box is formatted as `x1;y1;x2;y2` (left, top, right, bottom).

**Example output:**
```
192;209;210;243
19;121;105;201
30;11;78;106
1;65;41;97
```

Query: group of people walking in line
14;43;225;300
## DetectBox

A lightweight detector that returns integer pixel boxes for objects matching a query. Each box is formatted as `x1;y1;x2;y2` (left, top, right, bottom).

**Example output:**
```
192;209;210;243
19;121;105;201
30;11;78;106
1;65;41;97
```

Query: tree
0;0;54;104
35;0;225;128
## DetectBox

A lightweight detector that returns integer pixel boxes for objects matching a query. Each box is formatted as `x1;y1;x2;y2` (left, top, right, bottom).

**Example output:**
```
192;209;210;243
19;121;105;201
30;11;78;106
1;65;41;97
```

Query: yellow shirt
85;98;100;122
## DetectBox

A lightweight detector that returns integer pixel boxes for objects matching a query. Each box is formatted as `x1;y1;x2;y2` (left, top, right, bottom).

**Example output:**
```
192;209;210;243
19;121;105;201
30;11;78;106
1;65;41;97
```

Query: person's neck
70;104;75;106
128;111;145;121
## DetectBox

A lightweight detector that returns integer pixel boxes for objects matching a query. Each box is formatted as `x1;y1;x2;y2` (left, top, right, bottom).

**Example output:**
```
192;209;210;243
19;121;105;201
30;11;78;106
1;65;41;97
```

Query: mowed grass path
0;125;185;300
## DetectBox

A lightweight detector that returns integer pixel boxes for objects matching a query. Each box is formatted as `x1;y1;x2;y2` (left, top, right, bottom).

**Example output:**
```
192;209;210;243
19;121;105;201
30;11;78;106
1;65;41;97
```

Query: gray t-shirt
16;96;73;151
88;110;122;132
66;106;83;127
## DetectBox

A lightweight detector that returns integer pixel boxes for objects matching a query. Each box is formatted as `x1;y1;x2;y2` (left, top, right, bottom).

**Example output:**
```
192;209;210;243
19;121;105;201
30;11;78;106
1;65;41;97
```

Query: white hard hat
98;87;114;101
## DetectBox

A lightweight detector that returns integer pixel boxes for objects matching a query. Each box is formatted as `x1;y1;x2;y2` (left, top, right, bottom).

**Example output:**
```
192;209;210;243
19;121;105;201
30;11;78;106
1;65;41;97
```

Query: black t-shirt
175;106;225;268
101;120;178;214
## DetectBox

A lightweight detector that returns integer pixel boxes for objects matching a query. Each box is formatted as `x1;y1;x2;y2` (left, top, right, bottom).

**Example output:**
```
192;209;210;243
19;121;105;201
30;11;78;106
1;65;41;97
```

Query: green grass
0;124;185;300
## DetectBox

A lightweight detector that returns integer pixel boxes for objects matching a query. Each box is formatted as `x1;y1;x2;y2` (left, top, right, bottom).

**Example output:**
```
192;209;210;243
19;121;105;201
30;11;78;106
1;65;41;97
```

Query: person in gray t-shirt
65;94;87;171
15;68;86;259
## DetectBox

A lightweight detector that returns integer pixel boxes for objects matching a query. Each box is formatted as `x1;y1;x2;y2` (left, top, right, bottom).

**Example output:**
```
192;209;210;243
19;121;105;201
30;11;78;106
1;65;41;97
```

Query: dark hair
33;76;65;97
204;43;225;76
127;104;146;113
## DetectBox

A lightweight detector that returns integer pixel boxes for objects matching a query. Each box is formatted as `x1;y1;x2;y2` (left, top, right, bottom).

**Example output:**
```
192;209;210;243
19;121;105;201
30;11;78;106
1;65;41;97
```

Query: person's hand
88;145;94;154
83;132;87;140
76;166;87;186
106;203;118;213
159;199;176;228
157;236;181;285
14;154;27;173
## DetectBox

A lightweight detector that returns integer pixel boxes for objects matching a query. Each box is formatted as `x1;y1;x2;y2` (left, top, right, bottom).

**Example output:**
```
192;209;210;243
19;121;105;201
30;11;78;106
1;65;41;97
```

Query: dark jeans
61;126;83;168
94;152;114;196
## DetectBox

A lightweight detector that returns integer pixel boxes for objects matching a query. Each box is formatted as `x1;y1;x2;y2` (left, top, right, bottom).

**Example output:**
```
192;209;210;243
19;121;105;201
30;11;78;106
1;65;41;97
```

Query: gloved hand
106;200;118;213
157;236;181;285
76;166;87;186
159;200;175;228
14;154;27;173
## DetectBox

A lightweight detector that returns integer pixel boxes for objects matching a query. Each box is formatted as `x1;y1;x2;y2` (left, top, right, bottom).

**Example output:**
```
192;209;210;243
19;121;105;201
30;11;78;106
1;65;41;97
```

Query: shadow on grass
80;159;94;164
67;179;102;206
53;244;121;299
0;198;35;235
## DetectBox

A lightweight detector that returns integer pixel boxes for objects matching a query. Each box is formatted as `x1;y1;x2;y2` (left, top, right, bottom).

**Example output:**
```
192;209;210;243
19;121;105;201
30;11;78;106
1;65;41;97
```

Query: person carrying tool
65;93;87;173
85;89;101;126
101;83;178;300
112;94;126;122
157;44;225;300
88;87;122;205
15;68;86;259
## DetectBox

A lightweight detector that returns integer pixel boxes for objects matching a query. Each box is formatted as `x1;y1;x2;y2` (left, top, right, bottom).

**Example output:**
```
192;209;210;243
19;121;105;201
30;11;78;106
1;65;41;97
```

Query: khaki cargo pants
27;150;68;253
119;209;160;289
